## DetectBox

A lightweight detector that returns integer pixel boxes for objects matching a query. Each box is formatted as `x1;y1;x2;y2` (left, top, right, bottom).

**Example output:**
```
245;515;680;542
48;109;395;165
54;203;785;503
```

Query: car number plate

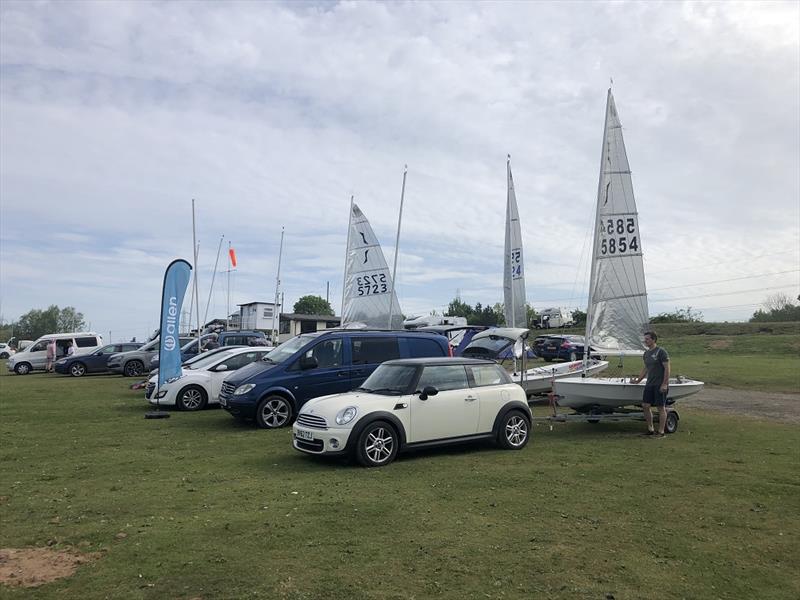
296;429;314;441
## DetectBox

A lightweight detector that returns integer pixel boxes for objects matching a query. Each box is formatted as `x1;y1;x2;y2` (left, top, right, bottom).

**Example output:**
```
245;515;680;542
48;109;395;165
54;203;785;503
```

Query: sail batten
341;202;403;329
503;158;527;328
585;90;649;355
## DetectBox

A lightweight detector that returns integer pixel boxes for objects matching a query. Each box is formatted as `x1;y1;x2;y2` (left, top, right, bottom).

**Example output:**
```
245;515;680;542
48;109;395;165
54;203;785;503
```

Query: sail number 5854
599;218;640;256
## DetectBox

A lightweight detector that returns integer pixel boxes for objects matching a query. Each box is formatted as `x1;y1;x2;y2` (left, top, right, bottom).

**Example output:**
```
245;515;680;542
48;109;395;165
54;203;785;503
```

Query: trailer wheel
665;411;679;434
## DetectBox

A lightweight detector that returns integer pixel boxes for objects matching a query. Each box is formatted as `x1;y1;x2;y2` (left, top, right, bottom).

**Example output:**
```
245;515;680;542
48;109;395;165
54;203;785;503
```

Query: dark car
533;335;596;362
218;329;450;429
54;342;143;377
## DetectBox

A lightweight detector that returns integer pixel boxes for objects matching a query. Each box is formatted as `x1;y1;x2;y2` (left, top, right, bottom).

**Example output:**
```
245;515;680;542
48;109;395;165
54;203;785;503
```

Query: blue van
219;330;449;428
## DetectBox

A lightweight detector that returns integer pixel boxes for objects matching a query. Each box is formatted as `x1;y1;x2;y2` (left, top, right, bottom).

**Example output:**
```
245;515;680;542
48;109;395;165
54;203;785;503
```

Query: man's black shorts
642;386;667;406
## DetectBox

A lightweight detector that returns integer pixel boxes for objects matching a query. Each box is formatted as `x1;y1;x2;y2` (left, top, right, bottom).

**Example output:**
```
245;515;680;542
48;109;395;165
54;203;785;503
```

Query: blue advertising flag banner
158;259;192;389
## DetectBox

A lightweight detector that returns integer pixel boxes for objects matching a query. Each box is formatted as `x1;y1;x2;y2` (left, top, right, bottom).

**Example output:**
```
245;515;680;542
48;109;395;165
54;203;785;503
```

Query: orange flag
229;247;237;268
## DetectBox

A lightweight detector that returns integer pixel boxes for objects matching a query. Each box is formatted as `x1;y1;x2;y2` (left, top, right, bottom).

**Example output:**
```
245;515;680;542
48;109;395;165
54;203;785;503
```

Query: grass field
1;329;799;599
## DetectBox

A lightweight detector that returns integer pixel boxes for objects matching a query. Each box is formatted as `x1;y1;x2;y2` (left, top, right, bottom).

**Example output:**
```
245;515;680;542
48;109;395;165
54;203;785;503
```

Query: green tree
526;303;538;329
293;295;334;316
446;298;474;321
650;306;704;324
492;303;506;327
750;293;800;323
12;305;86;339
572;309;587;328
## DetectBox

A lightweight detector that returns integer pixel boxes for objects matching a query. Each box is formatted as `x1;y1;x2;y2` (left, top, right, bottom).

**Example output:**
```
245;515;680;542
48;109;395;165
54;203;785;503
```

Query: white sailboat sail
554;89;703;410
585;89;649;356
341;202;403;329
503;157;527;328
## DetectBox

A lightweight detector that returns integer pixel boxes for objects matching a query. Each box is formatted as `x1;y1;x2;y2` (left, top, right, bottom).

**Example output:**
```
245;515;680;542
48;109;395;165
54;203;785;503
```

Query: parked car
54;342;143;376
0;343;12;359
149;331;269;370
219;330;451;429
533;334;597;362
146;346;271;411
107;336;194;377
148;345;245;378
6;332;104;375
292;357;531;467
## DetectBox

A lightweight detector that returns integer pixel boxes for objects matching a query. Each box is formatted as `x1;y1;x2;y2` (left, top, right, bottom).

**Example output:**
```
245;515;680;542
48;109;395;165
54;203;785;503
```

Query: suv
293;358;531;467
218;330;268;346
219;330;450;429
108;336;194;377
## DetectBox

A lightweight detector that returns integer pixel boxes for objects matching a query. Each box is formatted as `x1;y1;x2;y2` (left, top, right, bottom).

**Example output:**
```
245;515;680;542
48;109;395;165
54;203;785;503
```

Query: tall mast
507;155;515;329
271;227;284;344
583;89;612;372
203;234;224;325
226;241;231;331
340;195;354;322
387;165;408;329
192;199;201;349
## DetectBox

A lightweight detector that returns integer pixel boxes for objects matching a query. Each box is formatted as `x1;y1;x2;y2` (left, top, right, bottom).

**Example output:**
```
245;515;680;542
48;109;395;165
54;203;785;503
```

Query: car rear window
75;337;98;348
351;337;400;365
468;364;511;387
405;337;446;358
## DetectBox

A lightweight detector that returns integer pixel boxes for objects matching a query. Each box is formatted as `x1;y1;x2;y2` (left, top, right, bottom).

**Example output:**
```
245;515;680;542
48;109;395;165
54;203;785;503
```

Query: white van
6;332;104;375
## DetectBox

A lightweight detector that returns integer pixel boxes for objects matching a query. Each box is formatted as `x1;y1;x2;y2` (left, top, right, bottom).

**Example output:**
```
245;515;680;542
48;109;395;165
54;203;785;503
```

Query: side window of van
30;340;48;352
351;337;400;365
306;339;342;369
75;337;98;348
406;337;446;358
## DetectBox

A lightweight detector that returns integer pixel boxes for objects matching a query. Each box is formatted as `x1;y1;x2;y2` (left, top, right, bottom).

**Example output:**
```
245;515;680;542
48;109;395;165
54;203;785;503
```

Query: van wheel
255;395;293;429
123;360;144;377
178;385;207;411
14;362;31;375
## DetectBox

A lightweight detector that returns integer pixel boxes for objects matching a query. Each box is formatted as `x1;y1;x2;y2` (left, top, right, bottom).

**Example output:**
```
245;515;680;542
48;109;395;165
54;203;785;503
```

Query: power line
651;284;797;302
648;269;799;292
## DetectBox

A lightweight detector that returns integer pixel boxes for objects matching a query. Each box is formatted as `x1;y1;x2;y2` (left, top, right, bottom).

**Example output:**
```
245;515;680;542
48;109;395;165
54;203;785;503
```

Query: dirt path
681;387;800;423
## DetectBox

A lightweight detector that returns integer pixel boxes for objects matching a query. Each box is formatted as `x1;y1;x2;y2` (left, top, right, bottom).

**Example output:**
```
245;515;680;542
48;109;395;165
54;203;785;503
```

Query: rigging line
651;284;796;302
648;269;800;292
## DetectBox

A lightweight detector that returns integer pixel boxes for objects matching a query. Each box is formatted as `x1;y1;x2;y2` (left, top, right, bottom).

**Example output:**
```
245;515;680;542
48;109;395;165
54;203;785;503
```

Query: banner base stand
144;411;171;419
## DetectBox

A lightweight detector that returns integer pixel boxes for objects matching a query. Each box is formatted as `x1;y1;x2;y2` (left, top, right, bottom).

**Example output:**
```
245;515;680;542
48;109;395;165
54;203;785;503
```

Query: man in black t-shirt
631;331;670;437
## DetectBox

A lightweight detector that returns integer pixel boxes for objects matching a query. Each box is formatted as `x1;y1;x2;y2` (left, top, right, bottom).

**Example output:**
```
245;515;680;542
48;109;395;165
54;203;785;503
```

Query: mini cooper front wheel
498;410;530;450
355;420;399;467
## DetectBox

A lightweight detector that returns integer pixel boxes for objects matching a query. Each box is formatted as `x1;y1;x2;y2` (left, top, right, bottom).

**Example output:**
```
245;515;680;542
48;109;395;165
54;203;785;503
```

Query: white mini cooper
292;358;531;467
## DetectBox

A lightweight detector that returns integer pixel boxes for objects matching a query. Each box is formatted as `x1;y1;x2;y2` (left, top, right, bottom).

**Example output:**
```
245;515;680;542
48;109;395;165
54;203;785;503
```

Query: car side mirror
215;364;228;372
299;355;318;370
418;385;439;401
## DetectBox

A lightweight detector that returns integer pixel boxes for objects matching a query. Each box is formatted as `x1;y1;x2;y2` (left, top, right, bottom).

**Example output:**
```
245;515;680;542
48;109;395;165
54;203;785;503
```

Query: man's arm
660;360;670;392
631;365;647;384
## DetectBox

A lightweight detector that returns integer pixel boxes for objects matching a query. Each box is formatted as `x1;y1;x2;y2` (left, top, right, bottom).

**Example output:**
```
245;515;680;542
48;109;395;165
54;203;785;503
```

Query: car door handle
464;396;477;402
337;371;348;377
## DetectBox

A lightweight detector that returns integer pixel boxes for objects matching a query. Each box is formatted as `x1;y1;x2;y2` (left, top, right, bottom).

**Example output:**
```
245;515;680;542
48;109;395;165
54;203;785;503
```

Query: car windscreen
358;364;417;395
263;334;321;363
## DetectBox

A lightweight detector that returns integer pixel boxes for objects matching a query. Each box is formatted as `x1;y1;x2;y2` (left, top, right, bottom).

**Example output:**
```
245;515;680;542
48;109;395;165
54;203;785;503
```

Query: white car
146;347;270;411
292;358;532;467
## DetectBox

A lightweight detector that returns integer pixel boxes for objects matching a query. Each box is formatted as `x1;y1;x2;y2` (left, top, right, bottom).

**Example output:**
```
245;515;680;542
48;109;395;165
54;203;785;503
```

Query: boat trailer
531;395;681;434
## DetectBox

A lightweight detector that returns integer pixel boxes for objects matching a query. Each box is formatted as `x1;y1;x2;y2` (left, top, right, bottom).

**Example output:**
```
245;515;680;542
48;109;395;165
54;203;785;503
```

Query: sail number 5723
356;273;389;296
599;217;640;256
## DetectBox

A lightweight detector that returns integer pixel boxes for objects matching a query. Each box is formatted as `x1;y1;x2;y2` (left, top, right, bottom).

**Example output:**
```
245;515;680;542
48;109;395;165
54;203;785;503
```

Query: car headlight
335;406;358;426
234;383;255;395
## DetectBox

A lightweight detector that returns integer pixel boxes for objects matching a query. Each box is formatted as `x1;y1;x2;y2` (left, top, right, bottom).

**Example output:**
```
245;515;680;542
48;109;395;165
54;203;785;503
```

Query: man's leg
657;405;668;434
643;402;654;433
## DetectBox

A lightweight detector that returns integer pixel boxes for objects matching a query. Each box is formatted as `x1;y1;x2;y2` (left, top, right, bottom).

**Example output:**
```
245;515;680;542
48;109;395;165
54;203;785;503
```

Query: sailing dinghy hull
511;359;609;395
553;377;704;411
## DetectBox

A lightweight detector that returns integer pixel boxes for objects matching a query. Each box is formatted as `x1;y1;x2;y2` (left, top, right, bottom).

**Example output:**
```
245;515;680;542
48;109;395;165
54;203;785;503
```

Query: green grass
1;366;799;599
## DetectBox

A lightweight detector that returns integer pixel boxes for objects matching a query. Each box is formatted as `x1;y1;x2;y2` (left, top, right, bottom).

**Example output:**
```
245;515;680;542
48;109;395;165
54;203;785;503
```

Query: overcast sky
1;0;798;341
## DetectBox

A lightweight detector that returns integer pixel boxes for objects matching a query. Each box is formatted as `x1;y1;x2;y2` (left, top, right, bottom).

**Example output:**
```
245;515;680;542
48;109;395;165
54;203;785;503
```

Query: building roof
280;313;340;322
237;301;279;307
